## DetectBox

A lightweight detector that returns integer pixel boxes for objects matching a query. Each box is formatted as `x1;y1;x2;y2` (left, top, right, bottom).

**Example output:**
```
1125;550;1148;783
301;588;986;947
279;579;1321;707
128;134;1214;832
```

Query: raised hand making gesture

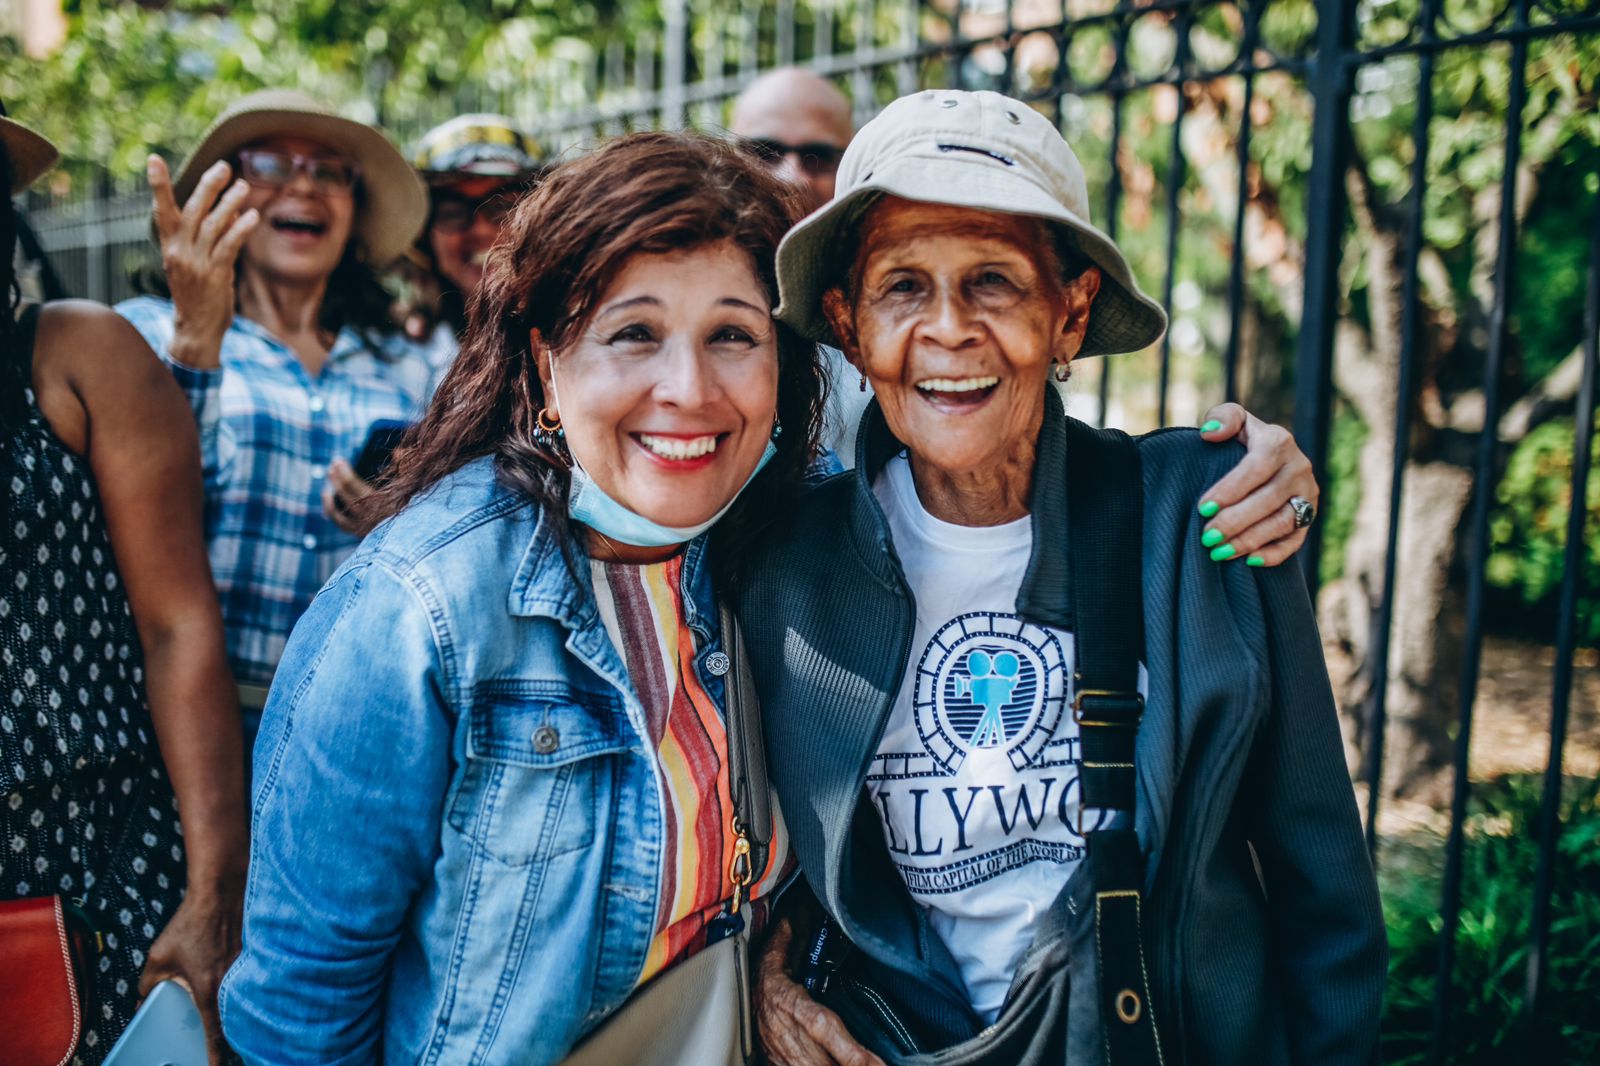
147;154;260;369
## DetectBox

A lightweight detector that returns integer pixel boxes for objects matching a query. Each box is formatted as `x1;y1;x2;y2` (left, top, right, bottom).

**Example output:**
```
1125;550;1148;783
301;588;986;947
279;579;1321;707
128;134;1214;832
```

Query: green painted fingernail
1247;555;1266;567
1210;543;1237;562
1199;500;1221;518
1201;528;1225;548
1200;419;1223;433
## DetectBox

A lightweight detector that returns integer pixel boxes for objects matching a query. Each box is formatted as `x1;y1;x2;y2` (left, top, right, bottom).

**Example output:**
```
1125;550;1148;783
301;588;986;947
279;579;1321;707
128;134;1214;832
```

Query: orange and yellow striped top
591;556;790;989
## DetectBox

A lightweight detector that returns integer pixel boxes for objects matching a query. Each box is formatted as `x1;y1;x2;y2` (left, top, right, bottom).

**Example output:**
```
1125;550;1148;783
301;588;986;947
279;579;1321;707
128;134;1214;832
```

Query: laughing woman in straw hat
739;91;1386;1065
116;91;432;750
1;106;244;1064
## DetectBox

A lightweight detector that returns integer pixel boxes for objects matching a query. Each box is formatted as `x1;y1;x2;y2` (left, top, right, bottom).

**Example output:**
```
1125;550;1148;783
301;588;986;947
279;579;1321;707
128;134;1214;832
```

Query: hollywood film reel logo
913;612;1069;774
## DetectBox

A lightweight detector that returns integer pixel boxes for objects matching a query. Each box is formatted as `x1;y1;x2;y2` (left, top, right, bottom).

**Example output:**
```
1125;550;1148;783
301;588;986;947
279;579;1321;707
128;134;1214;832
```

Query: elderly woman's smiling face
823;197;1100;502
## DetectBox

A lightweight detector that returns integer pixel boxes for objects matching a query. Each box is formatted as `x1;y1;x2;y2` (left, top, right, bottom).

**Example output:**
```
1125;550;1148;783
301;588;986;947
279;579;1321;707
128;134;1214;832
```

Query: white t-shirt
869;454;1140;1021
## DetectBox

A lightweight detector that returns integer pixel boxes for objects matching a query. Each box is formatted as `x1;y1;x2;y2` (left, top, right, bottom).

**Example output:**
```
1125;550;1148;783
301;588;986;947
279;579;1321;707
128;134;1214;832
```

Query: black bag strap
719;604;772;896
1063;419;1165;1066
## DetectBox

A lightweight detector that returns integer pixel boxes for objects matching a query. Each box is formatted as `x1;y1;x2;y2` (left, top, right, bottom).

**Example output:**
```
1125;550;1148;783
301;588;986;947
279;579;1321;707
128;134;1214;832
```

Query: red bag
0;896;100;1066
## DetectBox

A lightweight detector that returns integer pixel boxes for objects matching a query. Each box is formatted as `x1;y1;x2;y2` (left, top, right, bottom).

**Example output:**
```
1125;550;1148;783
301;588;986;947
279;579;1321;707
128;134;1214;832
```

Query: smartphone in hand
102;979;208;1066
353;420;412;483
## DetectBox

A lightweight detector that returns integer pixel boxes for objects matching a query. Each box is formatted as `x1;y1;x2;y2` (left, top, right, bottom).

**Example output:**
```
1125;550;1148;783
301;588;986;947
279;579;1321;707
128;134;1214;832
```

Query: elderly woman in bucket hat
1;106;243;1064
115;90;432;751
739;90;1385;1065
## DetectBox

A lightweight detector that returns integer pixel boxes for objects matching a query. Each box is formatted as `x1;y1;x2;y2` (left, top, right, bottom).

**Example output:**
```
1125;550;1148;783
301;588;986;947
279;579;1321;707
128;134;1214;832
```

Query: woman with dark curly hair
217;131;818;1065
115;90;432;751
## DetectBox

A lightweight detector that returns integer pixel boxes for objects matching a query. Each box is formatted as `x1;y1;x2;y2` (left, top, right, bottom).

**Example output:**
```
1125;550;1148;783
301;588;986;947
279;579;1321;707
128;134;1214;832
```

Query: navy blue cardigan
736;390;1386;1063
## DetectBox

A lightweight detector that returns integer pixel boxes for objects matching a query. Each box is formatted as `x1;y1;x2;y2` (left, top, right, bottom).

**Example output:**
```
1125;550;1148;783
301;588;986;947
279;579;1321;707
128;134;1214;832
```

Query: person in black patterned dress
1;110;245;1064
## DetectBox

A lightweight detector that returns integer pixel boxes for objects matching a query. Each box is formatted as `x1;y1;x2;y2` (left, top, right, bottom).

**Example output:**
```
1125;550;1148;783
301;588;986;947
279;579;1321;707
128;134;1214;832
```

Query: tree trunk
1319;454;1471;805
1315;165;1475;805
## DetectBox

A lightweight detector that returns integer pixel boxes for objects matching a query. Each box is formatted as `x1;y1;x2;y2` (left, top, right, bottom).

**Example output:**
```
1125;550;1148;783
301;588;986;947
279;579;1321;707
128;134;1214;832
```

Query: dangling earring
1052;360;1071;384
533;407;566;455
858;374;868;392
771;418;783;440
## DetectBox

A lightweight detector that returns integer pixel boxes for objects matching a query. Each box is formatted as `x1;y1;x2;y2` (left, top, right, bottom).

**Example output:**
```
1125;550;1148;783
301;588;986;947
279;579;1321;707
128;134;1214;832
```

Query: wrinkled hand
139;887;242;1066
756;918;885;1066
1196;402;1319;567
148;155;259;369
322;458;377;535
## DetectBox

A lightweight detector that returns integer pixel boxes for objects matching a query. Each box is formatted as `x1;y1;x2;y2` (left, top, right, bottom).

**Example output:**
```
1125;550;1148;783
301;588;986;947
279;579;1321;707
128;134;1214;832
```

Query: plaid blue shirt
117;296;444;685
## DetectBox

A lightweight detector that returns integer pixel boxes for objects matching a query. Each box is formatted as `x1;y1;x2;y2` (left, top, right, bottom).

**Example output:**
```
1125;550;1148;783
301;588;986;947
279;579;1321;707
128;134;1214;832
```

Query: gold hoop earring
533;406;567;458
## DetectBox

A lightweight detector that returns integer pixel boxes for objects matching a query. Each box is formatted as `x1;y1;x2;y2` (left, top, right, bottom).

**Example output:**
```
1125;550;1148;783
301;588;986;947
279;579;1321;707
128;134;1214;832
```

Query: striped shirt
116;296;442;685
591;556;789;989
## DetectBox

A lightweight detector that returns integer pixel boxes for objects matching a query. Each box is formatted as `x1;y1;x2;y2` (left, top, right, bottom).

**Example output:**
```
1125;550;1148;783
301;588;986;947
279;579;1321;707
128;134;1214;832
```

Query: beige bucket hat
0;108;59;193
775;89;1168;357
172;89;427;265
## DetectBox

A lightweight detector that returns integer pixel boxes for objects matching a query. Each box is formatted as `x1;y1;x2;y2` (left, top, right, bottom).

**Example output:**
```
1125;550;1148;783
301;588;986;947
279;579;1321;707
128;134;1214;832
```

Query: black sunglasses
739;138;845;177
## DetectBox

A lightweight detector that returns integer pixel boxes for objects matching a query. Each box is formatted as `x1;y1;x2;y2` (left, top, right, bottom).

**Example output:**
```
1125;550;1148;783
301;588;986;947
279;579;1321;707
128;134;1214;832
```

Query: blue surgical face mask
567;440;777;548
553;371;779;548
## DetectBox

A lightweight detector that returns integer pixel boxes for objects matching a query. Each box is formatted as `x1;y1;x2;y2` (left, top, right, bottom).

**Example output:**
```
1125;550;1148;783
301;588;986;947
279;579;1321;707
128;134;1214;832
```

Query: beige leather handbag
562;605;772;1066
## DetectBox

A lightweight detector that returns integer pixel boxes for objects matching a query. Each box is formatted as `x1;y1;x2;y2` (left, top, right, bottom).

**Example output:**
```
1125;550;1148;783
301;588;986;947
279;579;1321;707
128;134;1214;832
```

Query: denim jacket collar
507;502;719;646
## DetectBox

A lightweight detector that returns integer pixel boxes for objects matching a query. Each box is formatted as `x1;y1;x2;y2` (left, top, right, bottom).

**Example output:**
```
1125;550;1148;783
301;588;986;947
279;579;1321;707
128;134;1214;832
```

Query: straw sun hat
0;106;59;194
775;89;1168;358
171;89;427;265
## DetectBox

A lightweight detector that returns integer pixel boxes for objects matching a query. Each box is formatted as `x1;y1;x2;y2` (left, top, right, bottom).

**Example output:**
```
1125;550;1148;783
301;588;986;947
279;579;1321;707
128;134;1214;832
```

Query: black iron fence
17;1;1600;1059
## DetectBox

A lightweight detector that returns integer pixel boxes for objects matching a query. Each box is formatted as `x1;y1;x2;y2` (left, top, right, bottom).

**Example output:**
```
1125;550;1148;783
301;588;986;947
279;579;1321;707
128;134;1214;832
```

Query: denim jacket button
532;725;560;754
705;651;731;677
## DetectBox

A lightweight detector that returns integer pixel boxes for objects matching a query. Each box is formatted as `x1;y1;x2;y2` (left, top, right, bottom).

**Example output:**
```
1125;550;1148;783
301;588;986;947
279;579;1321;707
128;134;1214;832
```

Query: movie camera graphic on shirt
868;610;1117;894
914;611;1072;775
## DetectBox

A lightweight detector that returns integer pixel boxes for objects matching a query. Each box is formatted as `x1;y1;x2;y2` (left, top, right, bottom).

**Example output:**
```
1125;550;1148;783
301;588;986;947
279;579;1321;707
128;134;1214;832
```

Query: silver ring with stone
1289;496;1316;529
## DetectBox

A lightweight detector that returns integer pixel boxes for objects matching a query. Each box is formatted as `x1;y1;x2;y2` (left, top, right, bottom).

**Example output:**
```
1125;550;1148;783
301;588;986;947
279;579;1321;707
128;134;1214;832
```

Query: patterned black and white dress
2;306;187;1063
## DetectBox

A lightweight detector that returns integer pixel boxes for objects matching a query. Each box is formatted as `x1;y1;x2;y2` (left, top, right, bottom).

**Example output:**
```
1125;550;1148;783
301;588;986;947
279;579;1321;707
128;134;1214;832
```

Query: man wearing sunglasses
730;67;875;468
731;67;854;215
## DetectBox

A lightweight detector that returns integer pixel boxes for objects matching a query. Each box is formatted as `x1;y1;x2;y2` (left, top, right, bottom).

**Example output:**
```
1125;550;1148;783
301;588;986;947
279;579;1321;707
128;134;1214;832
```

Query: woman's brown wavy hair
360;130;827;586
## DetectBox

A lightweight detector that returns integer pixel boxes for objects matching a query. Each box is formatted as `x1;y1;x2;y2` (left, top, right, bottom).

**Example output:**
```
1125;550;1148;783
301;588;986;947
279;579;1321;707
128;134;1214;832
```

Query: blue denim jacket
218;457;731;1065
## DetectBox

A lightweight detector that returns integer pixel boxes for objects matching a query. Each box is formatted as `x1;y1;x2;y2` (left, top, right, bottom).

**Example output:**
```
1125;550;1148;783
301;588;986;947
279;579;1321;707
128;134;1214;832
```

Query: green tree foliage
1316;9;1600;653
1380;775;1600;1062
1321;407;1371;586
0;0;641;191
1488;419;1600;642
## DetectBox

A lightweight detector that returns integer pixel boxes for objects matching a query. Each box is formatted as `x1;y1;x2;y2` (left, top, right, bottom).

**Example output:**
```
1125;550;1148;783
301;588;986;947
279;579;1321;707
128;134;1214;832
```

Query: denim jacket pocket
447;680;632;868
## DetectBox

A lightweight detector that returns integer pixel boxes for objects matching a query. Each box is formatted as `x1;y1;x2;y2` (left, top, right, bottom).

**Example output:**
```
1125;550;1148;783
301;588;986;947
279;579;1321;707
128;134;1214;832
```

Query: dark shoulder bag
802;421;1165;1066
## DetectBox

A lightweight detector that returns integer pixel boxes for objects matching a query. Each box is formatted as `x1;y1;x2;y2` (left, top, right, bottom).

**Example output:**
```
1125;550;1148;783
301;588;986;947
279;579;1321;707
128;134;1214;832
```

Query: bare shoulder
36;299;178;396
32;300;186;454
36;299;164;372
